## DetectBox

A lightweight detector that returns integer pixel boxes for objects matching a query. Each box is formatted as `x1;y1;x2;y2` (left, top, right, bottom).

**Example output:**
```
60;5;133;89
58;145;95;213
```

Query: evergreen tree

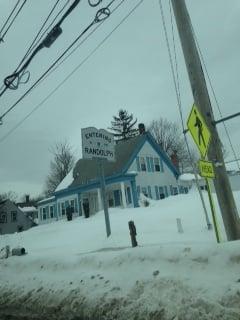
109;109;138;141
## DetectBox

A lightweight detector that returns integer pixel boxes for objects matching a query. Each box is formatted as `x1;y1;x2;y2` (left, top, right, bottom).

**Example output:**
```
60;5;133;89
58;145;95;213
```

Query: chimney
26;195;30;203
138;123;145;135
170;151;179;170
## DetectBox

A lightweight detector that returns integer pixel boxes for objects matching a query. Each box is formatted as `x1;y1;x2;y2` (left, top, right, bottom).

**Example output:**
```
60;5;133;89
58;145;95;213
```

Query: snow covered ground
1;188;240;320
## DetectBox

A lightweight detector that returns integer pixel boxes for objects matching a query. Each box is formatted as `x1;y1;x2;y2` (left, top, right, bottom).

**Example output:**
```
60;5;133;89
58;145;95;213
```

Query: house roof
60;132;179;190
0;199;7;207
70;134;144;188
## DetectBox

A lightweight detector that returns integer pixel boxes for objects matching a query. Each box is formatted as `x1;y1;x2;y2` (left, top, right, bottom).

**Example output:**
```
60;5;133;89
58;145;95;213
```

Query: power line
0;0;63;97
0;0;144;143
17;0;63;70
1;0;81;95
21;0;71;64
0;0;27;43
0;0;119;122
0;0;21;40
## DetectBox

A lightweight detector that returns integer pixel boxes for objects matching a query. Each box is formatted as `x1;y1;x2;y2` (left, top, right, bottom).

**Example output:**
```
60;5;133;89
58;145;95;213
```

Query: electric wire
0;0;21;41
189;22;240;171
31;0;126;90
0;0;117;122
22;0;71;62
0;0;81;95
0;0;27;43
0;0;70;93
18;0;62;70
0;0;144;143
0;0;62;97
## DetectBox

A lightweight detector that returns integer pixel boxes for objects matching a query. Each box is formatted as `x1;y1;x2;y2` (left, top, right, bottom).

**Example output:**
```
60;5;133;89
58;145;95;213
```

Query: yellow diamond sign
198;160;215;179
187;104;211;158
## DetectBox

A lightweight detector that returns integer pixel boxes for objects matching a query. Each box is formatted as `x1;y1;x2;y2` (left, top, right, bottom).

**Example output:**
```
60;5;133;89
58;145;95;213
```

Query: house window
61;203;66;215
147;186;152;198
136;157;141;171
126;187;132;204
42;208;46;220
155;186;160;200
173;187;178;195
159;186;165;199
150;157;154;172
108;198;114;207
50;206;54;218
140;157;146;171
113;190;121;206
154;157;160;172
11;211;17;222
164;186;169;197
146;157;151;172
142;187;147;197
0;212;7;223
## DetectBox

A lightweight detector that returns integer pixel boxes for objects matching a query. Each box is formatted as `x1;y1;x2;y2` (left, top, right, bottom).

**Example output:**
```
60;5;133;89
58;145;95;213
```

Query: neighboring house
179;162;240;192
0;199;36;235
178;173;207;191
17;195;38;221
226;161;240;191
38;131;188;224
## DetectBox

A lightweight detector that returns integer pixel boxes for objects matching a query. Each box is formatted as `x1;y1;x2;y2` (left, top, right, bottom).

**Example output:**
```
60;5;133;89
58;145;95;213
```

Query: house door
113;190;121;206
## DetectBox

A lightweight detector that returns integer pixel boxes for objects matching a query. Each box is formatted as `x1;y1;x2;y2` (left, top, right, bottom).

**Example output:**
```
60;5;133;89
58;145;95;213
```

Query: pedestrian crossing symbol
187;104;211;158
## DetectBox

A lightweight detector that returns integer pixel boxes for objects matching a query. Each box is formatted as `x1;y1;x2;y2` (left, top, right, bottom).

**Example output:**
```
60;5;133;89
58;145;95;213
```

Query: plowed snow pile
1;189;240;319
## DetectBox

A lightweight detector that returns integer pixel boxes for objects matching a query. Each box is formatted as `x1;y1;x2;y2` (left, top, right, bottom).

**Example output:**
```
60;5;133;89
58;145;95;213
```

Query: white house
38;131;188;224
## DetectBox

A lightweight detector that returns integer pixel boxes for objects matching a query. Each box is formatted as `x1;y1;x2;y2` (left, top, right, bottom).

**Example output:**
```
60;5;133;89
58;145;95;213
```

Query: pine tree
109;109;138;141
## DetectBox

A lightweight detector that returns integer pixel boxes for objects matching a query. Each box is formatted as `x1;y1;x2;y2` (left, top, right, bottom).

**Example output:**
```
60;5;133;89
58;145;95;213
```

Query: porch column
131;179;139;208
77;193;82;216
97;188;103;211
121;182;127;208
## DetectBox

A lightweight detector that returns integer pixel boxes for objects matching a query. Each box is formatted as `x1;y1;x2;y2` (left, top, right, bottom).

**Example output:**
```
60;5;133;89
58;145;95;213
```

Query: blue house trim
120;132;179;178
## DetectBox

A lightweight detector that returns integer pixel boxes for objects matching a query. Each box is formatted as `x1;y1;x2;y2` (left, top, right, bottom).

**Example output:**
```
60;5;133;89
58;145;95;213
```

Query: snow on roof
19;206;37;212
38;196;55;204
55;168;74;192
178;173;202;181
225;161;240;172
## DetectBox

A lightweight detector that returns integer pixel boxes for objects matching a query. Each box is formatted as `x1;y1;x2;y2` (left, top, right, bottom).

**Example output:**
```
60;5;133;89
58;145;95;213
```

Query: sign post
81;127;115;237
187;105;221;241
98;158;111;237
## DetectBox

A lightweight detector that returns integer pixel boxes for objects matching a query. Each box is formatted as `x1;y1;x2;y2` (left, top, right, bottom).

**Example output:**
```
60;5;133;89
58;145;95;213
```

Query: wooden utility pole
171;0;240;240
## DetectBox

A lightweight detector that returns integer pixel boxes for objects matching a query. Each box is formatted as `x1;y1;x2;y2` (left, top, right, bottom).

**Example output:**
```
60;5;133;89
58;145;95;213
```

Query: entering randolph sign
81;127;115;162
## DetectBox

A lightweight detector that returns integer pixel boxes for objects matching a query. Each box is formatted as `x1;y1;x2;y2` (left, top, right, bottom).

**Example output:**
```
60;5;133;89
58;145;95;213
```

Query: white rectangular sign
81;127;115;162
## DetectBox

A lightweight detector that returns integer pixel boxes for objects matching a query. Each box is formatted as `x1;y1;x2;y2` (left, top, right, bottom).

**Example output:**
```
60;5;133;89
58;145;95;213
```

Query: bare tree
148;118;198;172
0;191;18;202
44;141;75;196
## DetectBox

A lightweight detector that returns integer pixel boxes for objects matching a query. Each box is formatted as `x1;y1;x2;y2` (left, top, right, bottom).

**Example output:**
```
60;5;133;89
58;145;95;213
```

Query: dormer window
154;157;160;171
140;157;146;171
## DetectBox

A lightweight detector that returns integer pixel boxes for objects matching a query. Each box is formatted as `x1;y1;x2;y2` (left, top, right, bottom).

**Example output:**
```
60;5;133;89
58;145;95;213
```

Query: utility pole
171;0;240;240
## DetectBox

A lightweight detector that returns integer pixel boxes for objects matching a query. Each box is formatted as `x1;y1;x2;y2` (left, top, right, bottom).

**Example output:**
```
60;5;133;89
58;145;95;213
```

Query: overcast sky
0;0;239;198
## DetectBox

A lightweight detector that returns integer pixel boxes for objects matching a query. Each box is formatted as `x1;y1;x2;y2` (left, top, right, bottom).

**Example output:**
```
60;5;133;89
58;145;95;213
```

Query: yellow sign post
187;104;211;158
198;160;215;179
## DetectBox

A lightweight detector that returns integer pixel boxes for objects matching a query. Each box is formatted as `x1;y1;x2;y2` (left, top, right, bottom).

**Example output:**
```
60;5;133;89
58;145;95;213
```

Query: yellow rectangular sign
199;160;215;178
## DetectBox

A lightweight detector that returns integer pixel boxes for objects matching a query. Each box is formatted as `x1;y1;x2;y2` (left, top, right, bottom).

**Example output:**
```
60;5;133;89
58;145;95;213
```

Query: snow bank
1;190;240;319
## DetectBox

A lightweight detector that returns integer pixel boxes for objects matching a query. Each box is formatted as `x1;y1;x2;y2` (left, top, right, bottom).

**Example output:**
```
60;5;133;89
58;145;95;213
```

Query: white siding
127;141;179;199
